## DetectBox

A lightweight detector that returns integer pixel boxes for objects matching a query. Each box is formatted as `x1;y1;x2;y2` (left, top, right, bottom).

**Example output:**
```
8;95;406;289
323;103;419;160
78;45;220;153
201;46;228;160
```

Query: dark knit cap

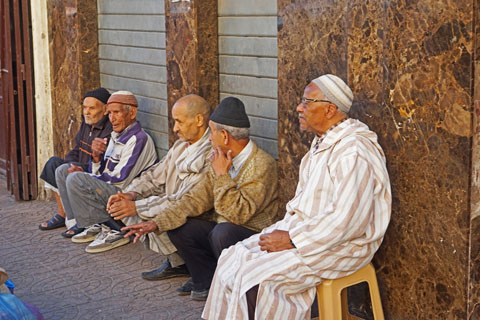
210;97;250;128
83;87;111;104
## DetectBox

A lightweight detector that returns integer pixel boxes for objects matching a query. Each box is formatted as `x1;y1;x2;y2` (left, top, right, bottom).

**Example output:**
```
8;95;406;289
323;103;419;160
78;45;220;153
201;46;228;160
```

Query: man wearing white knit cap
202;75;391;319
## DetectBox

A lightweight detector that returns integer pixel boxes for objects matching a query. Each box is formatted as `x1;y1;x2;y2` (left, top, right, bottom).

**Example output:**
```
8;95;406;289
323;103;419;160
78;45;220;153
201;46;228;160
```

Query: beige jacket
153;141;279;233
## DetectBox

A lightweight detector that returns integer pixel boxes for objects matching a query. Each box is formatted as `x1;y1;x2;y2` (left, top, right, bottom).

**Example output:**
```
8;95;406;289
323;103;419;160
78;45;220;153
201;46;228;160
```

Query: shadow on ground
0;178;204;320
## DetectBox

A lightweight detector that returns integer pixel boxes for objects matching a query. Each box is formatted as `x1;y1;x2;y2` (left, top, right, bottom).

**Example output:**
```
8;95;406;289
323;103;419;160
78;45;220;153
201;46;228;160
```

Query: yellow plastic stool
316;263;385;320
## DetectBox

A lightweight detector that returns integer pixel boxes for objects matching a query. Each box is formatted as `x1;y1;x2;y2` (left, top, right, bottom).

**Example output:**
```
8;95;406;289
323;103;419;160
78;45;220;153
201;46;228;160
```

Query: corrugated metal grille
218;0;278;158
97;0;168;158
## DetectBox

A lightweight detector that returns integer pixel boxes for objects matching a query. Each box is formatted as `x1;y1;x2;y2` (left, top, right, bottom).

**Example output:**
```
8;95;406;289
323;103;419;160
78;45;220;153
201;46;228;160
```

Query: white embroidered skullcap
311;74;353;113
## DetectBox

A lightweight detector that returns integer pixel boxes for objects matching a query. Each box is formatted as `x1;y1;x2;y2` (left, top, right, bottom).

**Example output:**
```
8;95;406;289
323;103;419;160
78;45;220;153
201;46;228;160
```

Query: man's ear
103;104;108;115
325;104;338;119
195;114;204;127
130;107;137;119
221;129;229;145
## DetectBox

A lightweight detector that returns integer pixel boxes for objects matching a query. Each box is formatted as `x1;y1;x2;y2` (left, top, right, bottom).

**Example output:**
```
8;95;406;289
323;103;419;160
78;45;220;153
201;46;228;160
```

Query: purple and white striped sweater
89;121;157;190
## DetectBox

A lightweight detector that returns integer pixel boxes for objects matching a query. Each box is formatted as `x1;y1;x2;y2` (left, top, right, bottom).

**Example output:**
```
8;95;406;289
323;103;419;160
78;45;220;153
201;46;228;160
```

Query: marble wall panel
48;0;79;157
469;1;480;316
345;2;385;317
77;1;100;95
277;0;348;211
164;0;218;146
278;0;475;318
47;0;100;157
379;1;472;318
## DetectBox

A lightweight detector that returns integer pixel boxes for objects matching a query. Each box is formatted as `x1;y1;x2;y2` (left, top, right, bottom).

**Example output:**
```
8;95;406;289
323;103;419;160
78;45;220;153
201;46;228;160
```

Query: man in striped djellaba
202;74;392;320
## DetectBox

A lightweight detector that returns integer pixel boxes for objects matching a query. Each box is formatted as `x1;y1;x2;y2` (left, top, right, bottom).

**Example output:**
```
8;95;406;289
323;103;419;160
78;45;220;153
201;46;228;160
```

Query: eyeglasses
301;97;332;105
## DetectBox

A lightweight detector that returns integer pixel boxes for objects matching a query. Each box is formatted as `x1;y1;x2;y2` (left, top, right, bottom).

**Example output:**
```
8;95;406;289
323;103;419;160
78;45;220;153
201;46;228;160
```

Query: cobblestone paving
0;179;204;320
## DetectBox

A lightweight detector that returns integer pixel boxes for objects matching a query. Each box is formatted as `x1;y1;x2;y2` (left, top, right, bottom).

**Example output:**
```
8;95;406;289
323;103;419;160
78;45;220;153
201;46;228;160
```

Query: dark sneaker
141;260;189;281
191;288;209;301
176;278;193;296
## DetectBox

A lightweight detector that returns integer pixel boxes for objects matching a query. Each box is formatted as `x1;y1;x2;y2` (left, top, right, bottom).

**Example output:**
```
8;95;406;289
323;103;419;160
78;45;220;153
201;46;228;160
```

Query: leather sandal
61;224;85;238
39;214;65;230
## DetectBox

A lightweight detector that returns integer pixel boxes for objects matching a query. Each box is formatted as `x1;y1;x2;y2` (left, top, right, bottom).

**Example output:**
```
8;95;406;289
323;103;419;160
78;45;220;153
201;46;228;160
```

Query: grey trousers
58;169;120;228
55;164;75;220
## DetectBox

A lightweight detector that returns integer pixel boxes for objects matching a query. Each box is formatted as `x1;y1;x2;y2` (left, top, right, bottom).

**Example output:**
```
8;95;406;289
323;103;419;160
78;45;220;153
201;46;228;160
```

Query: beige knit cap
107;91;138;108
312;74;353;113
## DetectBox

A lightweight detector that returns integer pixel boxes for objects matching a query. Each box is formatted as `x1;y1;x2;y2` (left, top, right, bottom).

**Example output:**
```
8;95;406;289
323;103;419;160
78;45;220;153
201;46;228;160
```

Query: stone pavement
0;178;204;320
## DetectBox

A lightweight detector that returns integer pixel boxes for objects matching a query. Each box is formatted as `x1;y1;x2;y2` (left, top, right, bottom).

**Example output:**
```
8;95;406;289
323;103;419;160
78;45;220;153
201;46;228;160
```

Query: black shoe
176;278;193;296
141;260;189;281
191;288;209;301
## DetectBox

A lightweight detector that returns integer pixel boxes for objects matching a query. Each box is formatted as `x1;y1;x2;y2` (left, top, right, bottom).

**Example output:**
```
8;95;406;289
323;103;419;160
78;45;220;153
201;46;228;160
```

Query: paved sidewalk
0;178;204;320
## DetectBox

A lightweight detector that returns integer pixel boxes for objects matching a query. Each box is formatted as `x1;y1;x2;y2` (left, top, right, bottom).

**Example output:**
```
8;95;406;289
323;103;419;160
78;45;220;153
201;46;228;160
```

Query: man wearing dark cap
39;87;112;231
122;97;279;301
58;91;157;252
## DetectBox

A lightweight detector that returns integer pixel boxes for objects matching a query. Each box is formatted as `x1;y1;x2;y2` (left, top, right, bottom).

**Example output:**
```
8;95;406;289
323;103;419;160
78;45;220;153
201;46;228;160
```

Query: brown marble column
469;1;480;318
164;0;218;145
277;0;348;209
47;0;100;157
379;1;472;318
278;0;475;318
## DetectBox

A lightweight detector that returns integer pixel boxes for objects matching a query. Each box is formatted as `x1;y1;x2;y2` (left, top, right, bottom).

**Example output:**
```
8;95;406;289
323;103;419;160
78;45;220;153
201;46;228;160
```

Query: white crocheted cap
311;74;353;113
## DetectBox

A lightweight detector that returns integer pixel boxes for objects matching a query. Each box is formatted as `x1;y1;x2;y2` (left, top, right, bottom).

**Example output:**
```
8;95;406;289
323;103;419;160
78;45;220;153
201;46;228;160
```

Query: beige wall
31;0;53;199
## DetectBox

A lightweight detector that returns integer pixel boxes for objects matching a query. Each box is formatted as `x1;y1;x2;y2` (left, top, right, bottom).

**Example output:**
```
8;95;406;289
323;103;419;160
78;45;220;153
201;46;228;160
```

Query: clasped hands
258;230;295;253
107;191;158;243
106;191;138;220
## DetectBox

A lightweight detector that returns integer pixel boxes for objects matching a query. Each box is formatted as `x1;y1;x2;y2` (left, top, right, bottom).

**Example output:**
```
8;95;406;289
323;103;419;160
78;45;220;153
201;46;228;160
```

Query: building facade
0;0;478;318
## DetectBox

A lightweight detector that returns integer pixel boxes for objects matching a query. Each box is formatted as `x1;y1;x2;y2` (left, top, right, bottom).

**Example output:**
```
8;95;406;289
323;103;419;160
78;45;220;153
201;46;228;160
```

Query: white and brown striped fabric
122;129;212;255
202;118;391;320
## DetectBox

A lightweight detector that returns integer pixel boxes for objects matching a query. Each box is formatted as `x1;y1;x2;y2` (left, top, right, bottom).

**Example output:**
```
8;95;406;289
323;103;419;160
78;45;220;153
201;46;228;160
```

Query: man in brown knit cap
122;97;279;301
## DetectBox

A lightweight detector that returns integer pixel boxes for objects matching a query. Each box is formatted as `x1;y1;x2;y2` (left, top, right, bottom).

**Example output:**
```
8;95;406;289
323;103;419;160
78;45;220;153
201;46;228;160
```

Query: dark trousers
168;218;256;291
40;156;87;188
40;157;66;188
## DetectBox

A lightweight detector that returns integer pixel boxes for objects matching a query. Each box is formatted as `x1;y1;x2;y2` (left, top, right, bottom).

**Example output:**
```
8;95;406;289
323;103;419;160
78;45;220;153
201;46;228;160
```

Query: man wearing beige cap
61;91;157;253
202;74;392;319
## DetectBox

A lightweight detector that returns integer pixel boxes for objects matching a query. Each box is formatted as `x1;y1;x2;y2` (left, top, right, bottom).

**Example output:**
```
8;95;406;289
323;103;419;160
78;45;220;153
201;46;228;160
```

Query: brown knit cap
107;91;138;108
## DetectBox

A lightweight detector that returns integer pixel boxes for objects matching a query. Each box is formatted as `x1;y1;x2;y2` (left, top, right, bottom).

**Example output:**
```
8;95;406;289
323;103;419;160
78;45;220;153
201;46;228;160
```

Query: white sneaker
85;225;130;254
71;224;102;243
